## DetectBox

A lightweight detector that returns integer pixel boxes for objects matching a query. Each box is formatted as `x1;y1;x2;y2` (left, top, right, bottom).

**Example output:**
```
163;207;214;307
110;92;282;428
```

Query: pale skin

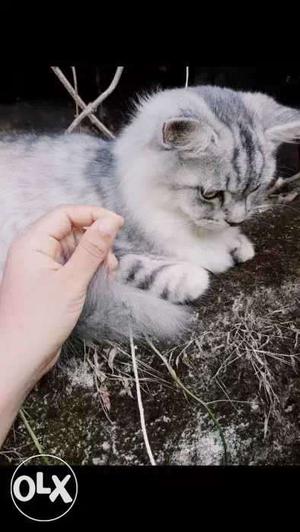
0;204;124;447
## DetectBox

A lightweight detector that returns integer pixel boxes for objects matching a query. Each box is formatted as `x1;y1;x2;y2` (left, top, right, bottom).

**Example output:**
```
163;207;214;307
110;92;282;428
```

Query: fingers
62;214;123;289
13;204;124;289
104;250;119;279
27;204;124;242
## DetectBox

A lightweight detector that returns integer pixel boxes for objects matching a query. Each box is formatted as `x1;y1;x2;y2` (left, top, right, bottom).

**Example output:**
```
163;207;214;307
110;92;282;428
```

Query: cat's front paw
162;263;210;304
230;233;255;264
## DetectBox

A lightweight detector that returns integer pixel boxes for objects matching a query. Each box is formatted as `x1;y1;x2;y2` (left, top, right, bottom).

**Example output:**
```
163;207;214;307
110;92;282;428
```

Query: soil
1;102;300;466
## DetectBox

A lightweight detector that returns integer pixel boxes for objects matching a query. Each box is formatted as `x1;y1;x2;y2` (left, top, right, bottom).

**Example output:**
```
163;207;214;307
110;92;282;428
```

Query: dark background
2;65;300;101
1;65;299;175
2;64;300;124
1;465;299;525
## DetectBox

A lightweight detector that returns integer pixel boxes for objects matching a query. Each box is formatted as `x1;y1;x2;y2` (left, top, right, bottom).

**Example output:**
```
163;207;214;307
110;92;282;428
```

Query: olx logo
10;454;78;522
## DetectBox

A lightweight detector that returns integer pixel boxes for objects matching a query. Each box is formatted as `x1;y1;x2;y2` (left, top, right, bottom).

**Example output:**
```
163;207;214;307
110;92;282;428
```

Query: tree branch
50;66;115;139
67;67;124;133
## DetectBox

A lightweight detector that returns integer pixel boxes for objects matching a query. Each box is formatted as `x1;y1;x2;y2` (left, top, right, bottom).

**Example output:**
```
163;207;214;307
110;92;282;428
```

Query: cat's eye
201;188;222;200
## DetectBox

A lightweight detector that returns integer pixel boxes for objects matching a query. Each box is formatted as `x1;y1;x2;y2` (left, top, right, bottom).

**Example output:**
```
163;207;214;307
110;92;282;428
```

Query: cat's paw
157;263;210;304
230;233;255;264
118;255;210;304
193;228;254;273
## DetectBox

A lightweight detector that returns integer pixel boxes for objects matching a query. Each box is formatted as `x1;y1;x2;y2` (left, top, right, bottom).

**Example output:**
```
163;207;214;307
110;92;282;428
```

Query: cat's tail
75;271;193;343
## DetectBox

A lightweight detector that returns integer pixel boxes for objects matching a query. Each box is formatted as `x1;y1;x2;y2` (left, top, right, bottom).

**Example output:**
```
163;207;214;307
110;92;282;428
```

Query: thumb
63;214;123;288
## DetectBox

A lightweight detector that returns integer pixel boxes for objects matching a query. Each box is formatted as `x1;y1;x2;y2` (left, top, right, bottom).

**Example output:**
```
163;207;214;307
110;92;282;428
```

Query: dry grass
3;267;299;465
55;280;299;463
186;283;300;437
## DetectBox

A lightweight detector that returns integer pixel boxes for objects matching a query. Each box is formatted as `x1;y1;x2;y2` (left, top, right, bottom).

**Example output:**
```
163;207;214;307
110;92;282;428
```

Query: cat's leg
230;231;255;265
193;227;255;274
118;253;210;304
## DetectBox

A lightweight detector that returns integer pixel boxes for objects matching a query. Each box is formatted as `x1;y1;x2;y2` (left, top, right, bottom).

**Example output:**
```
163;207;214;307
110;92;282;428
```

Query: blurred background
0;64;299;177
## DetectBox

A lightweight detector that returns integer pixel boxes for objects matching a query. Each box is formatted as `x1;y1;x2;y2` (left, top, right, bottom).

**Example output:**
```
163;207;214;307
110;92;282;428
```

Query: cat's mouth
195;217;229;230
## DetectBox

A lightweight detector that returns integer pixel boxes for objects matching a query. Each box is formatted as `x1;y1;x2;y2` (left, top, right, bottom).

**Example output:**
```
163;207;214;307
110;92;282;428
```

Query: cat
0;85;299;342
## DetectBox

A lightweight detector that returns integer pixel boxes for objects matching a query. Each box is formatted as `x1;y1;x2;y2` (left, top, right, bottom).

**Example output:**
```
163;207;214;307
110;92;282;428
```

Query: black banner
0;465;299;525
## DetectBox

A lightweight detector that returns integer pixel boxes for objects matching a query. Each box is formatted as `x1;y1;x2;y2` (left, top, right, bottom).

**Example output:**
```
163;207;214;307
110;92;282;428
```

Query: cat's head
120;86;300;230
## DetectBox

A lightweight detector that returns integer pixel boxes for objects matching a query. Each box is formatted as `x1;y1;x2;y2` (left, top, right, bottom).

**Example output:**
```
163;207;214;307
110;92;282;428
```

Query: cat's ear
162;117;214;155
242;92;300;145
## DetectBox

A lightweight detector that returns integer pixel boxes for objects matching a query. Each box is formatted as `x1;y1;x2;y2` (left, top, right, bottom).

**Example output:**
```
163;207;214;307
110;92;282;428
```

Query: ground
0;103;300;466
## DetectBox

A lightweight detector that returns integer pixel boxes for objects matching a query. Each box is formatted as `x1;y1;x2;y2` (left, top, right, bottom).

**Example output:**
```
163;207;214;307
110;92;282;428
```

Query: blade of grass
146;337;228;464
129;327;156;465
19;408;49;465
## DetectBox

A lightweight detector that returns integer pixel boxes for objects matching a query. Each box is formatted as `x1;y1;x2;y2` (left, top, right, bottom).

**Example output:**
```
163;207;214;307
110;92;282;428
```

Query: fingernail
115;214;124;228
95;217;119;237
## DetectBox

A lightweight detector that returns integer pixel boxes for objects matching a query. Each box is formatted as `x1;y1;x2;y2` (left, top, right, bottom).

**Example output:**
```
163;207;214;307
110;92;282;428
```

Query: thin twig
129;327;156;465
50;66;115;139
85;355;114;424
185;66;189;88
71;66;79;119
19;409;49;465
67;67;124;132
146;338;228;464
268;171;300;195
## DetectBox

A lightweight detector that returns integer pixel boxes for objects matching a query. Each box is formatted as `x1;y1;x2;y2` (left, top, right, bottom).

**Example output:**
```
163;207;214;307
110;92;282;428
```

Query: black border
1;465;299;524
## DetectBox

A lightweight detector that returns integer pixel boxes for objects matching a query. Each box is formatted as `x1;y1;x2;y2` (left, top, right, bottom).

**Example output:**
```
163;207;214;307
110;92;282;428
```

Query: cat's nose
225;202;247;225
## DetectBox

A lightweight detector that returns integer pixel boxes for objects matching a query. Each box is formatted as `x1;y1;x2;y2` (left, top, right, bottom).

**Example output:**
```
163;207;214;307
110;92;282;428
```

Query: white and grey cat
0;85;300;341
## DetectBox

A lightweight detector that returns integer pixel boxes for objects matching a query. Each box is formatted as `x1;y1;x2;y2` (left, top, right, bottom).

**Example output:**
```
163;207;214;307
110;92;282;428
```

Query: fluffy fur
1;85;300;342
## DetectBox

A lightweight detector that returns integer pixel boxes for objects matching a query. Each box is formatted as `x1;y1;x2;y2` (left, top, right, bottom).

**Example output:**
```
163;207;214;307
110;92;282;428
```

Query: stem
129;328;156;465
19;408;49;465
146;338;228;464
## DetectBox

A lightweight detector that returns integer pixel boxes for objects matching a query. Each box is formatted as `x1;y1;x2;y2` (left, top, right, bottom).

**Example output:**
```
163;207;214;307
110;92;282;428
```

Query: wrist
0;330;44;393
0;349;36;448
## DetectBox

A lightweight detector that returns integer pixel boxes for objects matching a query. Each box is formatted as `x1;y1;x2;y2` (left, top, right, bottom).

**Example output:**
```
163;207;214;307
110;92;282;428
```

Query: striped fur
0;86;300;341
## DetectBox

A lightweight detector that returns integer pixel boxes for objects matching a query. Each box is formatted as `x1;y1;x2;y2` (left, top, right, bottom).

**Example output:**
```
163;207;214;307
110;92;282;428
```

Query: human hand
0;204;123;392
